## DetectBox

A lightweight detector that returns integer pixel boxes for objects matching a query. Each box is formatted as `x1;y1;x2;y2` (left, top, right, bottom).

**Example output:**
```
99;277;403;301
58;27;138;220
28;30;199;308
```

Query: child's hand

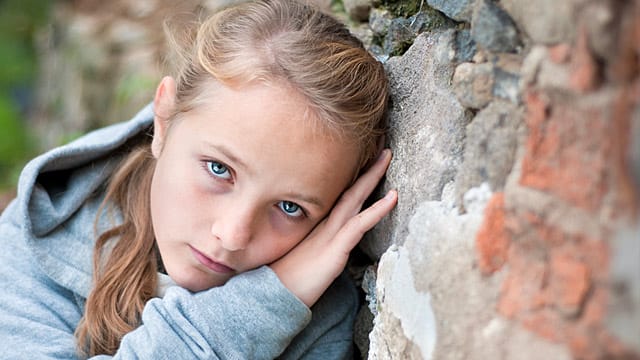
270;150;397;307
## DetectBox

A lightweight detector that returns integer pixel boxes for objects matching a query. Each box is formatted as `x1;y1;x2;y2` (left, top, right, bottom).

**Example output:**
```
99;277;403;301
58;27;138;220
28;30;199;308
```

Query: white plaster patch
370;183;494;359
375;243;437;360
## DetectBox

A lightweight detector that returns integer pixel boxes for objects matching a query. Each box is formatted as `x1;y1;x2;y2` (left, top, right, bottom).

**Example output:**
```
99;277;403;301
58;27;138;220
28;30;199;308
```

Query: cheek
255;212;316;260
150;164;208;241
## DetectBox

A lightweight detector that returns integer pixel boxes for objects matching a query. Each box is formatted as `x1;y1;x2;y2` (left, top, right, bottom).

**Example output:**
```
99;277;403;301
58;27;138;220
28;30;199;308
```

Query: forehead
169;81;360;202
187;81;339;149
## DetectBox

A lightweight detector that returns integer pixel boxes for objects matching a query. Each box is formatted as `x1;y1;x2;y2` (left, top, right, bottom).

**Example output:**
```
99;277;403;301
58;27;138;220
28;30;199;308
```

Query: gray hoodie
0;105;358;359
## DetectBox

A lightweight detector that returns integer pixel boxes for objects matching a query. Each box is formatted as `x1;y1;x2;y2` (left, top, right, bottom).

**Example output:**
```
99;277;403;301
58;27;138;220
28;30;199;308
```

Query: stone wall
30;0;640;359
350;0;640;359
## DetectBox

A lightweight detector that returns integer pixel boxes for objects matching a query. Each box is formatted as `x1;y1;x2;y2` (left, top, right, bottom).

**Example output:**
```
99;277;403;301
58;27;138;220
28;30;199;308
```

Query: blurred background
0;0;49;204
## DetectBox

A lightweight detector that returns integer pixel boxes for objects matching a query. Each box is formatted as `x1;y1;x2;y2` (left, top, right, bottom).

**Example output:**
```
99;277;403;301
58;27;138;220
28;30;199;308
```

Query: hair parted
76;0;389;356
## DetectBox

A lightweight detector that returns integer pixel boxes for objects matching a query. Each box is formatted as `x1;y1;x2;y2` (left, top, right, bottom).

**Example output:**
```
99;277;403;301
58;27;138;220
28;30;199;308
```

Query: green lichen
418;6;455;31
369;0;454;58
376;0;422;18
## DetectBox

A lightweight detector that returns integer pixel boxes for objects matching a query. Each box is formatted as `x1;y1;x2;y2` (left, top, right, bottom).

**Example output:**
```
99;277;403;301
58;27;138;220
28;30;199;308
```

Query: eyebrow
203;141;325;210
204;142;250;173
286;192;325;210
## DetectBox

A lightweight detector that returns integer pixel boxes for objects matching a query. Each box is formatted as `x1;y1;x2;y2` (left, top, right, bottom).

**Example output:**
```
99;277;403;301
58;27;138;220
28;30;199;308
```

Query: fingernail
377;149;390;162
385;190;396;200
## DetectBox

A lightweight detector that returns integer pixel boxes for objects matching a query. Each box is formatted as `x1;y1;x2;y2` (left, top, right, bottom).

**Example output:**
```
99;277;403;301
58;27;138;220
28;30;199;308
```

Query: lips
189;246;235;274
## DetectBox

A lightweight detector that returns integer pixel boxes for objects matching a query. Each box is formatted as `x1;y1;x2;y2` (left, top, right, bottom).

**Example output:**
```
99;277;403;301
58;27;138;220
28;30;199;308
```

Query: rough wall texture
29;0;640;359
355;0;640;359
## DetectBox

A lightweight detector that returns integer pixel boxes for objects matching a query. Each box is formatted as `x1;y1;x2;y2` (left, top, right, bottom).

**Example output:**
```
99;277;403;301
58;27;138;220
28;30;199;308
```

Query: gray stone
453;29;477;63
344;0;373;22
360;30;471;259
492;67;520;104
351;23;375;50
427;0;475;22
452;62;495;109
501;0;575;45
493;54;524;104
407;6;455;34
362;265;378;315
369;8;392;35
454;101;521;207
369;6;453;58
384;17;415;55
471;0;521;53
607;221;640;352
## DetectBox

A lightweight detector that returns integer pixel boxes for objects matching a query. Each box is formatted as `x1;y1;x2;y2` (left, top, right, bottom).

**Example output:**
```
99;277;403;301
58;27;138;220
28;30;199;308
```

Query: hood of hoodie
3;105;154;297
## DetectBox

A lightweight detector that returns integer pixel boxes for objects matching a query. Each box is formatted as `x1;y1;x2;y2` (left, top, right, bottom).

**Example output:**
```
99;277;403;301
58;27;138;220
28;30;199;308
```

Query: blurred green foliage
0;0;50;189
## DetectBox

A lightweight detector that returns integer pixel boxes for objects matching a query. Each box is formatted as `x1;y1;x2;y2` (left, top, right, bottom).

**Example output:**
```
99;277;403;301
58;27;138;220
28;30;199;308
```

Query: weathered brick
520;91;609;212
495;208;621;358
521;309;564;342
548;43;571;64
497;245;547;317
475;192;510;274
548;252;591;317
569;26;600;92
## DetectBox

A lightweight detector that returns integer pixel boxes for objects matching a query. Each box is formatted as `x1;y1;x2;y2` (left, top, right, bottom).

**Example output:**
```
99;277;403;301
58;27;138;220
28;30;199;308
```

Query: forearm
109;266;311;359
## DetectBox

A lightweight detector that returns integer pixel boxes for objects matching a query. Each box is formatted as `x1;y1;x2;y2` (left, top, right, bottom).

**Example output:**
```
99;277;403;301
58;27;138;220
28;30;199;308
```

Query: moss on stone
377;0;422;17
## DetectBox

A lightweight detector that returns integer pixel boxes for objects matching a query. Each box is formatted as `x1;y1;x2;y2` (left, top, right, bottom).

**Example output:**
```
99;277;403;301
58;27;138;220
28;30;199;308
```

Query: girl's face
150;78;360;292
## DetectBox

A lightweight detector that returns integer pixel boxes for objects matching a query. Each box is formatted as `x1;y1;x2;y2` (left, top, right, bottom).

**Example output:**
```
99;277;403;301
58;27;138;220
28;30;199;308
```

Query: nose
211;205;255;251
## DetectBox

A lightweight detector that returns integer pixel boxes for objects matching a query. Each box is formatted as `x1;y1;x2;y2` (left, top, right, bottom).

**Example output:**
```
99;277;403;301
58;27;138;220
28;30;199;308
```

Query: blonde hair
76;0;389;356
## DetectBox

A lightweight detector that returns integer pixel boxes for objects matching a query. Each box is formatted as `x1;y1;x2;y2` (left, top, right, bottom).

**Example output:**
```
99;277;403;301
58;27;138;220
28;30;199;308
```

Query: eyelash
201;160;308;221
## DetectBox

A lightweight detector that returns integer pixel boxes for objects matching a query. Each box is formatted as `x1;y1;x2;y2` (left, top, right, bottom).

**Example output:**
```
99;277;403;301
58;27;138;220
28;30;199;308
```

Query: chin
170;269;228;293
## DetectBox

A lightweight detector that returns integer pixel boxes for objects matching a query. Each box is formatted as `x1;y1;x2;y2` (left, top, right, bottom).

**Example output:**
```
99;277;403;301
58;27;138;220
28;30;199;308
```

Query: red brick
569;26;600;92
520;92;609;212
548;43;571;64
497;246;547;317
475;193;510;274
548;252;591;317
567;329;593;359
496;211;619;358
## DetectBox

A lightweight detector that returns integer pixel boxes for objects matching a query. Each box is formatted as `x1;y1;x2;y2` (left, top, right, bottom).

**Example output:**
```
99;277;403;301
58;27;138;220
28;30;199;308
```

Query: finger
328;149;392;226
333;189;397;256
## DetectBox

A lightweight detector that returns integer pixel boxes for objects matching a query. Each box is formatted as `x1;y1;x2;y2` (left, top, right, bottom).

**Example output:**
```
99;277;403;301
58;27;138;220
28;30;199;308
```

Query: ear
151;76;177;158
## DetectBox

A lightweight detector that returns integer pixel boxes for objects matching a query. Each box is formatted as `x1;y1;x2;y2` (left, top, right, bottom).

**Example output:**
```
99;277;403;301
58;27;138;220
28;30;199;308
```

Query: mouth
189;245;235;274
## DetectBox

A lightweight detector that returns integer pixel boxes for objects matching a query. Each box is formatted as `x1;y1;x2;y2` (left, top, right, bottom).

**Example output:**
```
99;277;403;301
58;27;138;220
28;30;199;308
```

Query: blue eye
206;161;231;180
278;201;303;217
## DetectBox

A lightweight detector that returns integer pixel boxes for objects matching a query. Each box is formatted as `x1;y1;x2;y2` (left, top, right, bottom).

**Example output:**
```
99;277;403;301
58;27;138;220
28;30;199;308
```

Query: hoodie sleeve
0;216;314;359
108;267;312;359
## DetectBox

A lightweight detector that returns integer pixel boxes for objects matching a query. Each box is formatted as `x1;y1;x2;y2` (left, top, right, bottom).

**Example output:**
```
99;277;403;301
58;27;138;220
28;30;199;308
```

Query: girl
0;0;397;358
